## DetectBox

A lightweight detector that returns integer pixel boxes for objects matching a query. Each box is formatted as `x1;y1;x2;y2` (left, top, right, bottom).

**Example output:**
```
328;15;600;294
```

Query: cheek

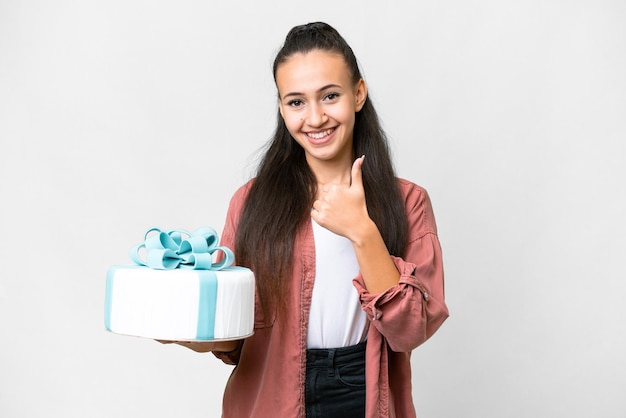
282;113;303;137
333;100;357;123
336;107;356;129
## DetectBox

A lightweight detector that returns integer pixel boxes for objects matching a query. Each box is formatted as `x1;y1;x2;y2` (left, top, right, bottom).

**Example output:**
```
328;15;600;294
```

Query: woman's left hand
311;155;374;242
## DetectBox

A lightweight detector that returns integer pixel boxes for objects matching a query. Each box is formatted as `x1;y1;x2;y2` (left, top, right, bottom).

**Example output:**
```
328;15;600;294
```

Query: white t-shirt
306;219;368;349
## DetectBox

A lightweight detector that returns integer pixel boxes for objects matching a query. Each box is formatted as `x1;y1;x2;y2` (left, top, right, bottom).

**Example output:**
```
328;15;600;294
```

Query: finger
310;199;319;215
310;205;322;225
156;339;177;344
350;155;365;188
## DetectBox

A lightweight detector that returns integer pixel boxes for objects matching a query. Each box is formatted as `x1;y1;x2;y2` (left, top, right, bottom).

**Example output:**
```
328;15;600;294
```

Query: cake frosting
104;227;255;341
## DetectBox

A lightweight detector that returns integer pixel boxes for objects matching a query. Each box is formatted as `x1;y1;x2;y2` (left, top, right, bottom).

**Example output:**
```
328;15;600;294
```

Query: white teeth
307;128;334;139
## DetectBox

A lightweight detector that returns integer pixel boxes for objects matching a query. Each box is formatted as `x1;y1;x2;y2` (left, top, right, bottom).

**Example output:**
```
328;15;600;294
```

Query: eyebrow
281;84;342;100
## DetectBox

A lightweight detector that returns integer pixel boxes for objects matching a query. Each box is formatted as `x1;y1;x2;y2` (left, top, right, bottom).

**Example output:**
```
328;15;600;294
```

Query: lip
304;127;336;146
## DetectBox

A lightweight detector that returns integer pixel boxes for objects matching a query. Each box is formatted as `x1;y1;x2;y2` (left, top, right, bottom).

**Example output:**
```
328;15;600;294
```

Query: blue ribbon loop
129;227;234;270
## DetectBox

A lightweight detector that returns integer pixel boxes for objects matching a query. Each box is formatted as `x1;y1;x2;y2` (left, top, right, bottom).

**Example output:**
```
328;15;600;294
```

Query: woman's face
276;49;367;168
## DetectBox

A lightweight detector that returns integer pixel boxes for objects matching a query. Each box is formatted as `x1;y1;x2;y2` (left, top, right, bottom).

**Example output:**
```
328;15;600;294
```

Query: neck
306;156;352;187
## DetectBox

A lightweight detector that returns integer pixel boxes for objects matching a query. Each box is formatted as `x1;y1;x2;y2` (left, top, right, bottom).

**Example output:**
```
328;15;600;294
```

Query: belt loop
328;348;336;377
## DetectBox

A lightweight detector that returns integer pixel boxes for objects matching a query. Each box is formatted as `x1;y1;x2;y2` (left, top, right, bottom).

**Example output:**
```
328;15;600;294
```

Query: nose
305;103;328;127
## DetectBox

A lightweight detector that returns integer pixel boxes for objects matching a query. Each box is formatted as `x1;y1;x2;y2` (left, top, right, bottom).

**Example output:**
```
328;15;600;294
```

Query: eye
323;92;340;101
287;99;304;107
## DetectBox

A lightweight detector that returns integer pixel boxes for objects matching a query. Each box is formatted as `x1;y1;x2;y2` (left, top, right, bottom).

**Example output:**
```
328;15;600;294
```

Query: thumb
350;155;365;188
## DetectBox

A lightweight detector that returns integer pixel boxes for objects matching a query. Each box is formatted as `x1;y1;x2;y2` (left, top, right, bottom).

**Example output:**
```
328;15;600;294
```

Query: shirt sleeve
353;181;449;352
212;182;251;365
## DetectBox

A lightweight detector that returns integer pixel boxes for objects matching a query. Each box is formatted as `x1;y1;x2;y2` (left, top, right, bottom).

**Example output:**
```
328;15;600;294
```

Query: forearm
353;233;449;351
351;219;400;293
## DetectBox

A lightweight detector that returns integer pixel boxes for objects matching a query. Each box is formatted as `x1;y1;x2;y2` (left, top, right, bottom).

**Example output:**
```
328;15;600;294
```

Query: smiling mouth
306;128;335;140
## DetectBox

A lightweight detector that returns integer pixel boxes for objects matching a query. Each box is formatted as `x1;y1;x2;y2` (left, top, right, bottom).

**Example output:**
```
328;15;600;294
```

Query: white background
1;1;625;417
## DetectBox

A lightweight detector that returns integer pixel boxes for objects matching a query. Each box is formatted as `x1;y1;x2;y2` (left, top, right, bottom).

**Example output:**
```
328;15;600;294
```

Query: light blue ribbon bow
129;227;234;270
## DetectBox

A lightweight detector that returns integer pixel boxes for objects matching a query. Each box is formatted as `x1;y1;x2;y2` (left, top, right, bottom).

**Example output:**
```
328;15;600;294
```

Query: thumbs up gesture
311;155;371;242
311;155;402;292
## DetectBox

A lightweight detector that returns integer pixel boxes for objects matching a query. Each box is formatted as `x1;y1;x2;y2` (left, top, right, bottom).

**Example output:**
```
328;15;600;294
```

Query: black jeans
305;342;366;418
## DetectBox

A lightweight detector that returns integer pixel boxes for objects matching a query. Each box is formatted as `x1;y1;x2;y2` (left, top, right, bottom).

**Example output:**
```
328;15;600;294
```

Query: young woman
177;22;449;417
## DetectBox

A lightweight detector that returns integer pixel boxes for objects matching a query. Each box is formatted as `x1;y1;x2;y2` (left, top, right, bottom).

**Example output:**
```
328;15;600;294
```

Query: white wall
1;1;624;417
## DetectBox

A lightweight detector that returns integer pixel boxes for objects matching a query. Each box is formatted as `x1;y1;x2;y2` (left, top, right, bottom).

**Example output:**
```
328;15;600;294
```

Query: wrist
350;219;379;248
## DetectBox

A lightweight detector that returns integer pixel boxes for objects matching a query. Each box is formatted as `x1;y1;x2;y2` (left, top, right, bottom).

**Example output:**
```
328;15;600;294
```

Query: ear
354;78;368;112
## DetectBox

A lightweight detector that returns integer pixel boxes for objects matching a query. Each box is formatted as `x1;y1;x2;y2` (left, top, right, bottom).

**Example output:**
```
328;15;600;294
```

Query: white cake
104;266;255;341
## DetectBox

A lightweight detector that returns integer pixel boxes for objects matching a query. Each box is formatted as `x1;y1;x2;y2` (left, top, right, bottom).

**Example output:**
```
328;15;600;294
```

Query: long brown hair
235;22;408;321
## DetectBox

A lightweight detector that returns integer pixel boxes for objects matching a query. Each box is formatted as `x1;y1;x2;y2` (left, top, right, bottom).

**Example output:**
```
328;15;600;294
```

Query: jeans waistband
306;341;366;368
